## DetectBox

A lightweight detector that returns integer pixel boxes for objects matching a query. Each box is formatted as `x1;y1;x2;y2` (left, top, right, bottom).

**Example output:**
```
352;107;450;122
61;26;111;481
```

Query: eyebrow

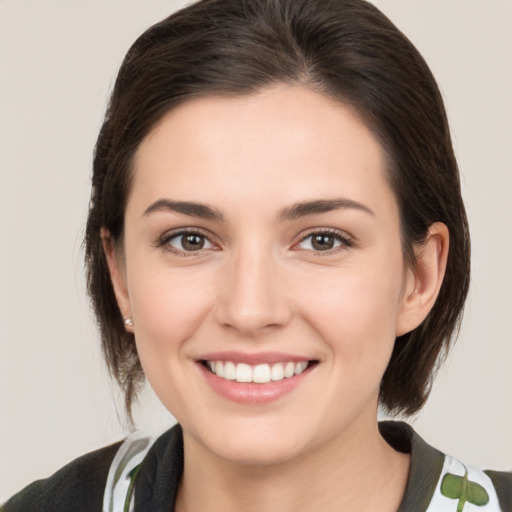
279;198;374;220
143;199;224;221
143;197;374;222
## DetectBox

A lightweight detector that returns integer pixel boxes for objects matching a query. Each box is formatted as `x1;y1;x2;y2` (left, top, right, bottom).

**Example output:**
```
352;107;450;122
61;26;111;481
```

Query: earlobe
101;228;133;328
396;222;449;336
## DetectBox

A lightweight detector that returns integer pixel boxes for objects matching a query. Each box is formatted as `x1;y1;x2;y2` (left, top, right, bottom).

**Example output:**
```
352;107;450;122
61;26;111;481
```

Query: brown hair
85;0;470;418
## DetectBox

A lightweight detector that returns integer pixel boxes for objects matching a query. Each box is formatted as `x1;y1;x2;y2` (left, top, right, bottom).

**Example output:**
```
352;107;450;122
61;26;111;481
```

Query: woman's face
112;86;419;465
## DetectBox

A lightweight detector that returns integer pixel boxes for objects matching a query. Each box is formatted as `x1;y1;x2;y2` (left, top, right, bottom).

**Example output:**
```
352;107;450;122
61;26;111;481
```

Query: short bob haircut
85;0;470;418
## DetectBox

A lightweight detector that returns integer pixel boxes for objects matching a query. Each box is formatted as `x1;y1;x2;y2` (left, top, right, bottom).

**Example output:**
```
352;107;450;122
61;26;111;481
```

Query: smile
198;355;318;404
206;361;310;384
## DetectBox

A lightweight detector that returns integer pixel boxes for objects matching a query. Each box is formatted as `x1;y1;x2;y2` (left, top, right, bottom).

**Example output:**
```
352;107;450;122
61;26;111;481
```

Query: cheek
128;263;215;357
126;263;219;416
295;256;405;366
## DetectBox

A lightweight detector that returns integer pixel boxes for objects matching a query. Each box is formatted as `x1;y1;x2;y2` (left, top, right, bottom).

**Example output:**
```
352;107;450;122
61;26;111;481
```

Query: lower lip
198;363;314;404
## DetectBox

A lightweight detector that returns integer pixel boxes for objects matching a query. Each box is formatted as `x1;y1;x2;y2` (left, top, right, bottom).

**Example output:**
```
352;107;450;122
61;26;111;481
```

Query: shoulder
431;454;512;512
380;421;512;512
1;441;122;512
484;469;512;511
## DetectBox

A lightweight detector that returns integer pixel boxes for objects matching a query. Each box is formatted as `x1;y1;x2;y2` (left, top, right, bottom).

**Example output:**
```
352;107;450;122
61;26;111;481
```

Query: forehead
129;85;396;220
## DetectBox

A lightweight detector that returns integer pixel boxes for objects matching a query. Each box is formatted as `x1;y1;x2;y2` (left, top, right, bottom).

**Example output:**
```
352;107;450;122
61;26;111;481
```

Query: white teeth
207;360;311;383
295;362;308;375
271;363;285;381
235;363;253;383
284;362;295;378
224;361;236;380
253;364;271;383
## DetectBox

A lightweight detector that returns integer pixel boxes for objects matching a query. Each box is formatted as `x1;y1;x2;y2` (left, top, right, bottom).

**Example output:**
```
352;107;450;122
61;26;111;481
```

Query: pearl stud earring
124;318;134;327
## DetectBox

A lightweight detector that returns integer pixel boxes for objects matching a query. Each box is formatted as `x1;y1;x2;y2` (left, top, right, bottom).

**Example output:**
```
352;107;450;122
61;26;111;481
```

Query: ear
101;228;133;331
396;222;449;336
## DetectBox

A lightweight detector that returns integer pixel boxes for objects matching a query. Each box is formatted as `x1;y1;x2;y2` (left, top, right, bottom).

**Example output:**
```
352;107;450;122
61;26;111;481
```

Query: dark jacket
3;422;511;512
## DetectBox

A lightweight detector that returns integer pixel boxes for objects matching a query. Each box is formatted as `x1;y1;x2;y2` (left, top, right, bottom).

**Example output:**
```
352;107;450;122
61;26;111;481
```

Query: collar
129;421;501;512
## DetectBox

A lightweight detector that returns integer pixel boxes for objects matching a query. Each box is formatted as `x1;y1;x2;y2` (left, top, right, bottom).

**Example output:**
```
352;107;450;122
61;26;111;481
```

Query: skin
104;85;448;512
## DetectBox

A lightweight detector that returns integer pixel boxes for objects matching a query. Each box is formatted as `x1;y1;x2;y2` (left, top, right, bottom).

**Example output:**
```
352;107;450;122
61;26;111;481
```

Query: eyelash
157;228;216;257
295;229;354;254
157;228;354;256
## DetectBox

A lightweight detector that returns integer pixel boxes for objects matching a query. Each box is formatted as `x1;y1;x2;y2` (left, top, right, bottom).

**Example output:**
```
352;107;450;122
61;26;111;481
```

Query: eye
163;231;214;253
297;231;352;252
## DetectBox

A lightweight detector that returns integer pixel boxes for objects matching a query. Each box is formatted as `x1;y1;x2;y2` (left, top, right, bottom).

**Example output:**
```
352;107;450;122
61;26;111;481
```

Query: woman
3;0;510;511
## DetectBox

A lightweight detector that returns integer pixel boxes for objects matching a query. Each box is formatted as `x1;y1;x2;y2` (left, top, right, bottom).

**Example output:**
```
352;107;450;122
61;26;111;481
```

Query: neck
175;417;410;512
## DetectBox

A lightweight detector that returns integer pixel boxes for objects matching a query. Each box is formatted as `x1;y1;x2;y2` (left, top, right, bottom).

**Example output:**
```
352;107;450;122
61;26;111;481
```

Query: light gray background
1;0;511;500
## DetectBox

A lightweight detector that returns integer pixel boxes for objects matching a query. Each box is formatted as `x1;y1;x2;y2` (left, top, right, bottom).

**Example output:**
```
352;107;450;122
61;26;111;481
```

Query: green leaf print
123;463;143;512
441;471;490;512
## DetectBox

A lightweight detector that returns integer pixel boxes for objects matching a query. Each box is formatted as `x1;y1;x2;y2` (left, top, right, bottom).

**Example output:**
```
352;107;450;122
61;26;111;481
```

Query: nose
214;246;293;337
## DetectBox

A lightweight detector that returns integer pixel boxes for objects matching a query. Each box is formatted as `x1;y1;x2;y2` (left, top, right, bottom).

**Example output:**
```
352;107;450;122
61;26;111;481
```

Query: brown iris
311;233;336;251
181;234;206;251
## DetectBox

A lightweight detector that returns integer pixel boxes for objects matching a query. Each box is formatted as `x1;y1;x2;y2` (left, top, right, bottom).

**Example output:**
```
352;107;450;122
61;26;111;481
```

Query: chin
186;416;313;467
214;435;307;467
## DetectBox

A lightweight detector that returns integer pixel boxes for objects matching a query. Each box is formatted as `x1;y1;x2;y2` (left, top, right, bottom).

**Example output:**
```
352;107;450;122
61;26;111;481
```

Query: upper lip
197;351;317;365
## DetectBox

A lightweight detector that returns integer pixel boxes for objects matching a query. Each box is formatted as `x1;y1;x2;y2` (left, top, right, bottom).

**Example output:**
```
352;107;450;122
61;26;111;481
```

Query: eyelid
155;226;354;255
293;228;355;252
157;227;219;255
